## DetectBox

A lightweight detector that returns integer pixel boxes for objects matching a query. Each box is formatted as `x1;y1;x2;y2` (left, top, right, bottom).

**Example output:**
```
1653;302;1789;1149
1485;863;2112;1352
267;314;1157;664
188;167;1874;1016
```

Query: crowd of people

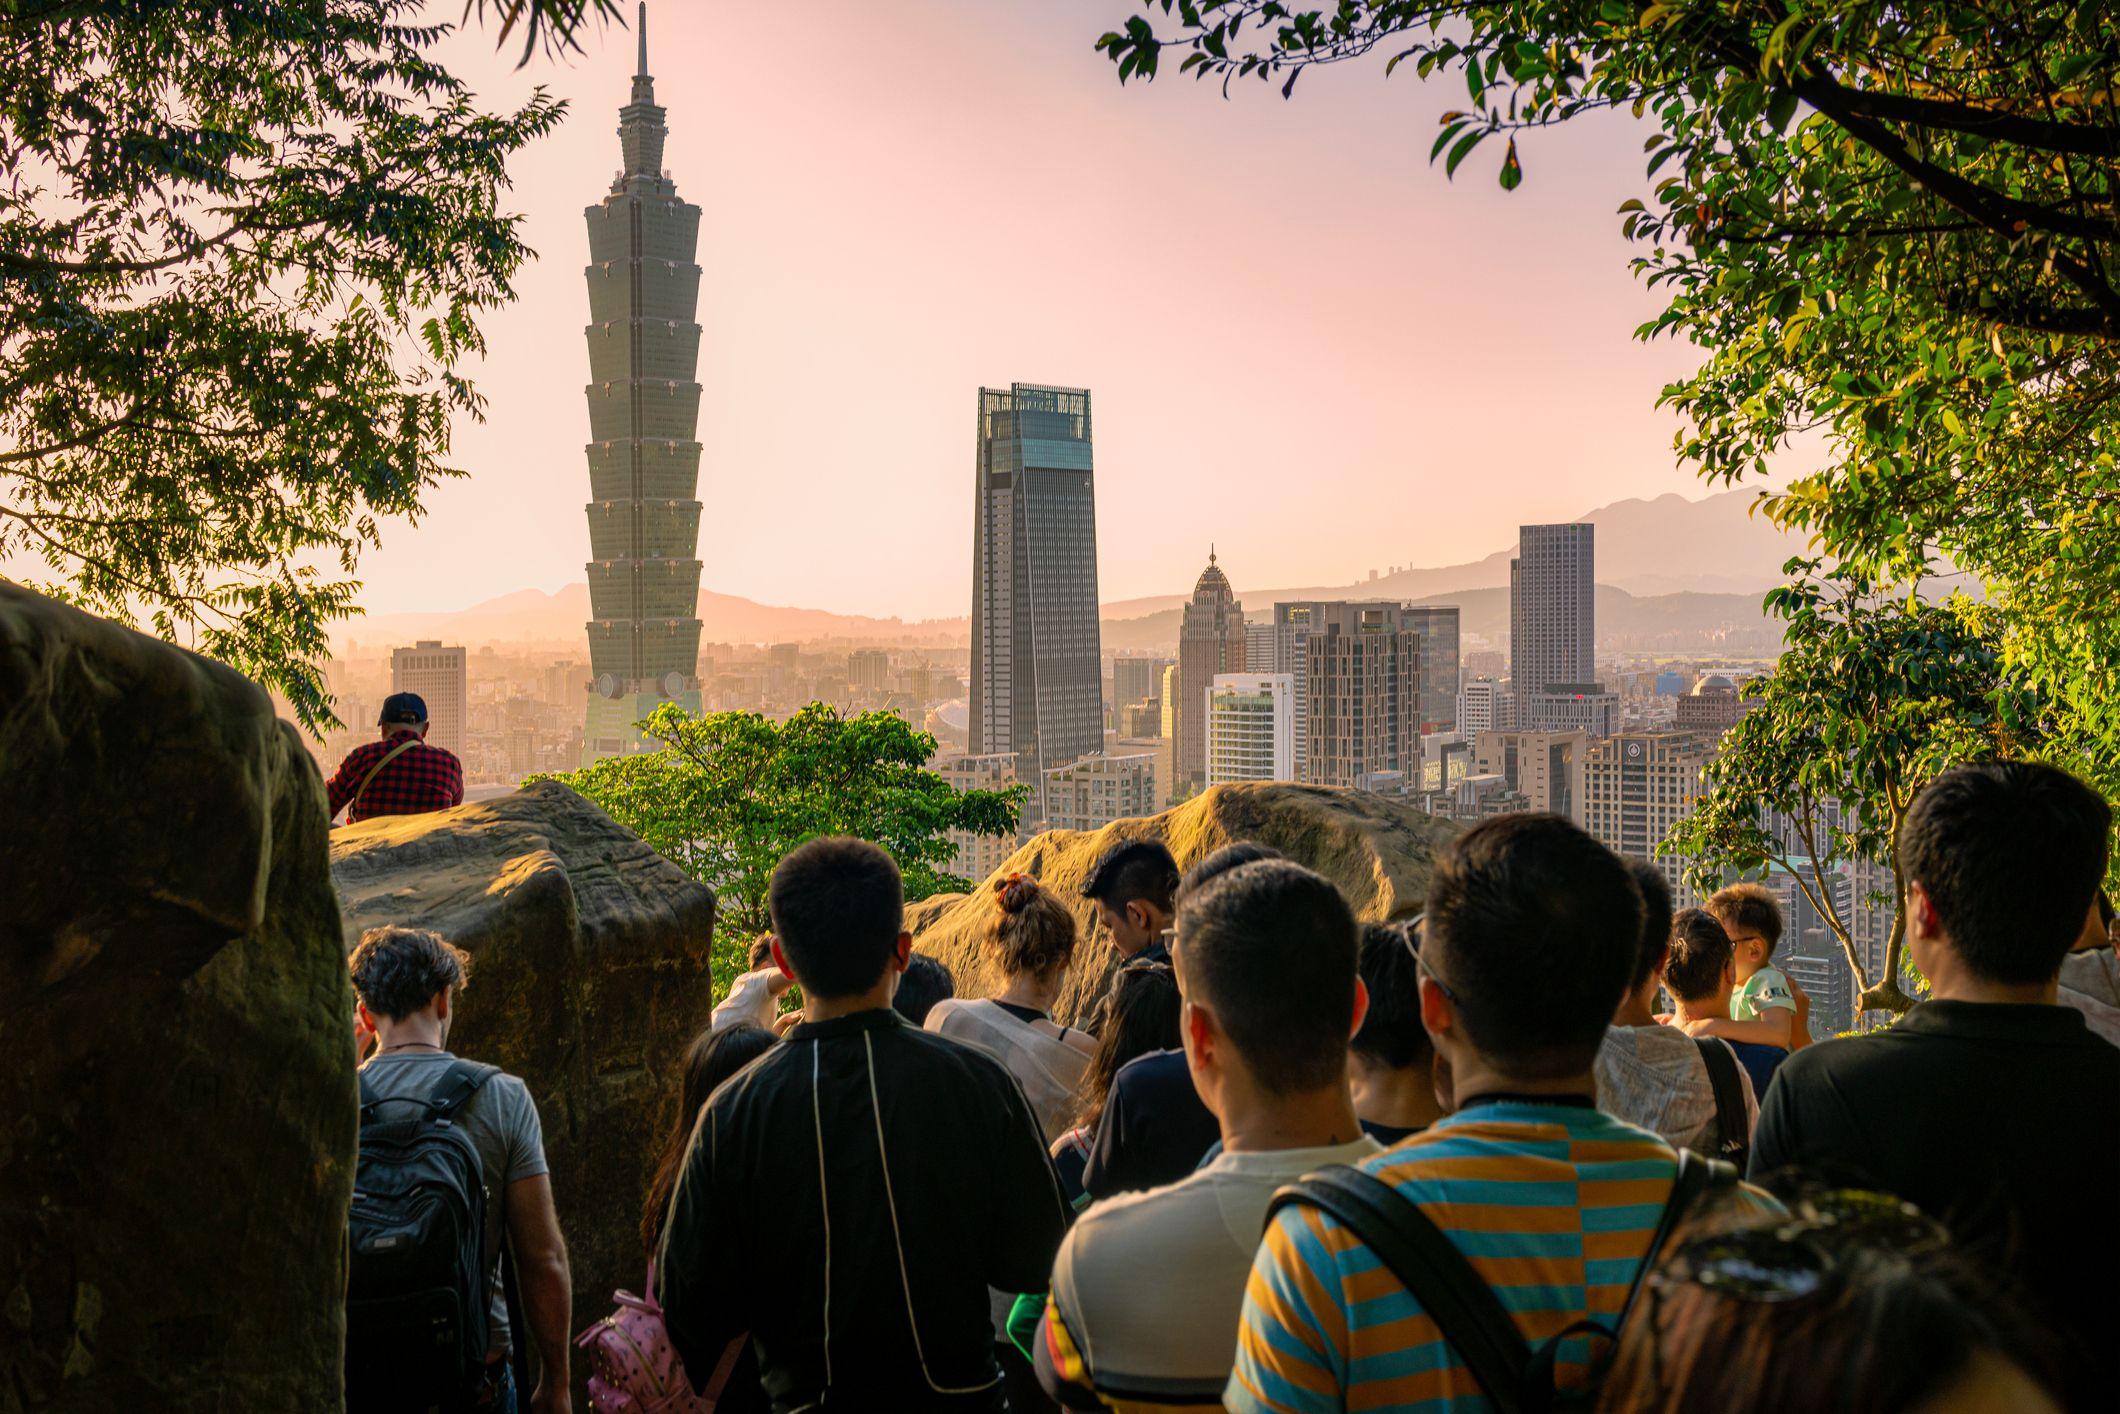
342;759;2120;1413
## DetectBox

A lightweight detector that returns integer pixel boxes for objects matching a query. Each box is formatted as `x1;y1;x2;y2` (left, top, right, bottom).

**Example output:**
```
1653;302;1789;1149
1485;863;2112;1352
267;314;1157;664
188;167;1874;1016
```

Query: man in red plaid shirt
327;692;465;825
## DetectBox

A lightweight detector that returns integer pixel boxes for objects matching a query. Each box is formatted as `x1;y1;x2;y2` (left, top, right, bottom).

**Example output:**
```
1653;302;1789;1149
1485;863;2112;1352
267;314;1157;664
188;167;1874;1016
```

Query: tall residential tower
581;5;706;762
970;384;1104;793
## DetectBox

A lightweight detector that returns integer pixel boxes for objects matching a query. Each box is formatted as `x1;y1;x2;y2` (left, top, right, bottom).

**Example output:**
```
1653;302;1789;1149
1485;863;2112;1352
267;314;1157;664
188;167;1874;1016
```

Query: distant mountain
1100;487;1806;620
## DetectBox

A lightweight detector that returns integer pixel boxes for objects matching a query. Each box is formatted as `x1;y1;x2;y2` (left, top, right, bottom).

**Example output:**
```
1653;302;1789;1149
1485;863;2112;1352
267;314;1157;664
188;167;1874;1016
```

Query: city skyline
334;0;1757;626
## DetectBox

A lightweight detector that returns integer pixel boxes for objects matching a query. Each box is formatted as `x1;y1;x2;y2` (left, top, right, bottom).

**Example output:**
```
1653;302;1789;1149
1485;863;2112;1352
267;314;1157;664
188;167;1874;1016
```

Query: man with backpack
1228;815;1775;1413
348;926;573;1414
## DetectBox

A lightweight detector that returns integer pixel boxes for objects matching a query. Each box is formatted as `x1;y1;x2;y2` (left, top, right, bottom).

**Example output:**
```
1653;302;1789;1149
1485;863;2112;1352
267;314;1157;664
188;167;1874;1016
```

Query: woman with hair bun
926;872;1097;1142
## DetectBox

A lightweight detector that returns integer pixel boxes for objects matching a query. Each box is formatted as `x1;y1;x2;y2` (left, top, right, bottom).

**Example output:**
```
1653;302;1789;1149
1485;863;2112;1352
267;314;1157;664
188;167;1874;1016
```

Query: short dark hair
892;954;955;1026
349;926;469;1021
1176;860;1359;1095
1626;860;1676;991
1082;839;1180;914
1177;841;1284;902
768;837;904;998
1707;882;1784;954
1423;814;1641;1078
1353;921;1430;1071
1898;762;2111;985
1665;908;1735;1004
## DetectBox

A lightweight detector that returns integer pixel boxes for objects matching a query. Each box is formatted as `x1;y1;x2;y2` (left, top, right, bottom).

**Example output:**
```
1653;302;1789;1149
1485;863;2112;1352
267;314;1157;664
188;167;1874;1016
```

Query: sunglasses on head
1658;1190;1949;1304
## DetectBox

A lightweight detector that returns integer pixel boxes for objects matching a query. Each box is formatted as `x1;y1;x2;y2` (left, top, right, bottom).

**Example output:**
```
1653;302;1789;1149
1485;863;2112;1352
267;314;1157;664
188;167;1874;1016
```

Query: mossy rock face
0;584;356;1412
329;781;717;1402
910;783;1459;1024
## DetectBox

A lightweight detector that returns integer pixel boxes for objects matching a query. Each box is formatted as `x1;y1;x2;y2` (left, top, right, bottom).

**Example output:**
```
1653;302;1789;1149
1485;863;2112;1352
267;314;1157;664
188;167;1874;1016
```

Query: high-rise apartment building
847;649;889;693
1272;601;1335;780
1578;731;1715;901
392;641;467;758
1206;673;1295;786
935;752;1019;883
1304;604;1421;791
582;12;706;762
970;384;1104;786
1473;729;1585;817
1112;656;1171;718
1042;754;1157;834
1401;604;1461;733
1173;553;1247;795
1457;677;1514;736
1244;621;1278;675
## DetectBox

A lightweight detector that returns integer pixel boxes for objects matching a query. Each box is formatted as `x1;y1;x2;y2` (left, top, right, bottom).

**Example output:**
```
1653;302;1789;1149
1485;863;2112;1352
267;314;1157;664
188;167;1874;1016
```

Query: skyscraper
392;641;467;758
582;5;705;762
970;384;1104;792
1303;603;1422;790
1174;552;1247;795
1401;604;1461;733
1112;655;1171;721
1511;523;1593;696
1207;673;1295;785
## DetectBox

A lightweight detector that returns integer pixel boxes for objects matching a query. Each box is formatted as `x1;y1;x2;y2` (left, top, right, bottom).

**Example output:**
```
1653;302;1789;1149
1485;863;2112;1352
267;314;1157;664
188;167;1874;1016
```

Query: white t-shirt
925;997;1096;1143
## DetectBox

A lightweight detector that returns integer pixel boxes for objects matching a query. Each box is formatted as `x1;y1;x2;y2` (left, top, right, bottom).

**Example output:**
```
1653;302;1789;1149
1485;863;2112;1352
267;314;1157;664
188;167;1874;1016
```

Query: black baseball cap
378;692;429;726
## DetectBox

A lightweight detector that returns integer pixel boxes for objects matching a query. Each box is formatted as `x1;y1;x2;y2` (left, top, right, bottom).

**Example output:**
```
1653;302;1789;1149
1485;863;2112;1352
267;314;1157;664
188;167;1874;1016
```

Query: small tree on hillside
1665;561;2045;1016
539;703;1025;987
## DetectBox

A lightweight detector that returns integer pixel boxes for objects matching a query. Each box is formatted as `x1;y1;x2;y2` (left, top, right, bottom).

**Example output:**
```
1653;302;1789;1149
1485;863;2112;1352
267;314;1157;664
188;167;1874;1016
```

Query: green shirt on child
1732;964;1797;1020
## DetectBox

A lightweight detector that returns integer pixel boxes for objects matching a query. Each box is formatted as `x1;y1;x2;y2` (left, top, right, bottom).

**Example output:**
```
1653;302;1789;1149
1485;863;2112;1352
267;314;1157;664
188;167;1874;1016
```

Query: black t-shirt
1080;1049;1219;1201
1750;1000;2120;1401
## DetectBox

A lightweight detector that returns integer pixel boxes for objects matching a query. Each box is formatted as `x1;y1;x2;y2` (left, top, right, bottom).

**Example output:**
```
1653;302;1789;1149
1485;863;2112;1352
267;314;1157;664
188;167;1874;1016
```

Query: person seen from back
1663;908;1785;1100
327;691;465;824
1080;841;1282;1200
2058;888;2120;1045
1049;960;1181;1211
636;1023;778;1414
893;953;957;1027
927;873;1098;1142
1597;868;1757;1163
1749;761;2120;1404
1349;920;1445;1144
1597;1188;2064;1413
1228;814;1773;1414
657;837;1069;1412
349;927;572;1414
1038;861;1382;1412
1686;882;1806;1051
1080;839;1180;965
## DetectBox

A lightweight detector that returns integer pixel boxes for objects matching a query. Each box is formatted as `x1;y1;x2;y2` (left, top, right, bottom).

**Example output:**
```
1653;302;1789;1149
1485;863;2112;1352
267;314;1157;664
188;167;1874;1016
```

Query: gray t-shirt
360;1050;548;1354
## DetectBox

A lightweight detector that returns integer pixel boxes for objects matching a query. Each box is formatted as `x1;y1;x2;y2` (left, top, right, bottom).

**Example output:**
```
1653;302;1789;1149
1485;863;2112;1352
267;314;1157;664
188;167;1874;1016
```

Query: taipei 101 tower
582;3;706;761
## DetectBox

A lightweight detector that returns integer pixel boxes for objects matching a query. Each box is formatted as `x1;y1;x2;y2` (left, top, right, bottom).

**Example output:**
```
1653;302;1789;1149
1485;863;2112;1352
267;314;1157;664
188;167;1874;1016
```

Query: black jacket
658;1008;1068;1412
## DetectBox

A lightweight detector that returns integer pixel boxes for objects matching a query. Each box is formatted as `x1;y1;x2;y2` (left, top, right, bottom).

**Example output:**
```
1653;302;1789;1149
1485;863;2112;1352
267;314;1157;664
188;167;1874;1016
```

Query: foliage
1665;561;2045;1014
536;703;1026;942
0;3;589;732
1092;1;2120;795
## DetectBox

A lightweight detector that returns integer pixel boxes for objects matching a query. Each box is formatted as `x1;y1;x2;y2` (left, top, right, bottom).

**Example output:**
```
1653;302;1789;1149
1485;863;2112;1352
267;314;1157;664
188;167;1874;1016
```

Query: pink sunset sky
355;0;1733;621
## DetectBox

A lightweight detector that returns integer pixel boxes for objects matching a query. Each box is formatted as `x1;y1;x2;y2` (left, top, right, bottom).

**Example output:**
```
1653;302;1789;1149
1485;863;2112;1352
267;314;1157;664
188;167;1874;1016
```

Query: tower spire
636;1;647;79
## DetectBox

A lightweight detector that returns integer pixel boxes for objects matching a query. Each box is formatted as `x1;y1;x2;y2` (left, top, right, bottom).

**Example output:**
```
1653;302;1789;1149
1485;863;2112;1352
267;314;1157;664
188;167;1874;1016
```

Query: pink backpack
576;1261;744;1413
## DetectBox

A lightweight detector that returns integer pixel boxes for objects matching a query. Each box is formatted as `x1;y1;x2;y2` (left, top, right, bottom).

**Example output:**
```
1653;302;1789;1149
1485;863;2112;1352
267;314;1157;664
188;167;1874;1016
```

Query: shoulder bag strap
427;1059;500;1120
349;737;420;815
1611;1150;1737;1335
1691;1037;1751;1169
1269;1166;1533;1414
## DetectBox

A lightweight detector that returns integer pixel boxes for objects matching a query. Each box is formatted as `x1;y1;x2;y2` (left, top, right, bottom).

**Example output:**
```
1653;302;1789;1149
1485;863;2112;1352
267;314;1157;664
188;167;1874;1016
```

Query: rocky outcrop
329;781;717;1390
0;584;355;1411
909;783;1457;1023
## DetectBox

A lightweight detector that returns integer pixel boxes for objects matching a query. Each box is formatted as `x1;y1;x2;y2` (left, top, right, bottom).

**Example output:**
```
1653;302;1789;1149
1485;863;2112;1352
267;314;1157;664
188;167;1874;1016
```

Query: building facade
1042;753;1158;834
969;384;1104;788
1206;673;1295;786
1112;656;1171;721
935;752;1019;883
582;18;707;761
1675;673;1759;736
1578;731;1716;901
1173;553;1247;795
1304;603;1422;791
392;641;468;758
847;649;889;693
1512;523;1612;738
1473;728;1585;817
1457;677;1514;736
1401;604;1461;733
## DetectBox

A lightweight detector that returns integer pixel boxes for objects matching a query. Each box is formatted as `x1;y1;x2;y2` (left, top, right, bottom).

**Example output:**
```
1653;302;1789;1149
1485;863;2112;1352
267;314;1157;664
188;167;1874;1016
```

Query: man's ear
1907;881;1941;943
893;932;913;973
770;936;798;983
1418;975;1453;1041
1652;943;1671;984
1349;976;1371;1039
433;988;451;1023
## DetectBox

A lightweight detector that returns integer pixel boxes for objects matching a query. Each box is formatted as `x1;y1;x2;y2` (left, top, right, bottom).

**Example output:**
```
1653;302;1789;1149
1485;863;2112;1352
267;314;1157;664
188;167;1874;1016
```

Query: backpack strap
1268;1167;1534;1414
349;737;420;816
1691;1037;1751;1171
356;1057;498;1121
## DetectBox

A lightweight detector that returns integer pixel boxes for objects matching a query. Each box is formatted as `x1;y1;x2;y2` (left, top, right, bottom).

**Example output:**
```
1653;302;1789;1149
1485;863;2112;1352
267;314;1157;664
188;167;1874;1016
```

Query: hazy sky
353;0;1723;620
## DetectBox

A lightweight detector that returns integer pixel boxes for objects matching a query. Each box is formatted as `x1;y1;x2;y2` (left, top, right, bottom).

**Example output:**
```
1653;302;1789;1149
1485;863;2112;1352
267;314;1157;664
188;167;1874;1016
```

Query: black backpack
1692;1035;1752;1172
346;1059;499;1414
1268;1149;1736;1414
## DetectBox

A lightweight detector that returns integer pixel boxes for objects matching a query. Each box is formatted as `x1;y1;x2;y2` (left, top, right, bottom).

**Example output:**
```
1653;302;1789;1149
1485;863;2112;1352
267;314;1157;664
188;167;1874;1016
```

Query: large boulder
0;584;355;1411
910;782;1458;1023
328;781;716;1393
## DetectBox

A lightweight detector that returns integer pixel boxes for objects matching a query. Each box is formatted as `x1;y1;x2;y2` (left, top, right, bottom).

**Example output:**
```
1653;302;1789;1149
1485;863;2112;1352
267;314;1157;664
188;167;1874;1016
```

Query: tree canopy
0;2;609;731
538;704;1024;983
1665;561;2045;1014
1094;1;2120;791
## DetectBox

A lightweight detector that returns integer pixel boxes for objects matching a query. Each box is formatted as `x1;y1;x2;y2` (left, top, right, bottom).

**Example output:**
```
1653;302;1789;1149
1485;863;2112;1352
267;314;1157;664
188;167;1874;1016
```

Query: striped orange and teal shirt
1226;1100;1774;1413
